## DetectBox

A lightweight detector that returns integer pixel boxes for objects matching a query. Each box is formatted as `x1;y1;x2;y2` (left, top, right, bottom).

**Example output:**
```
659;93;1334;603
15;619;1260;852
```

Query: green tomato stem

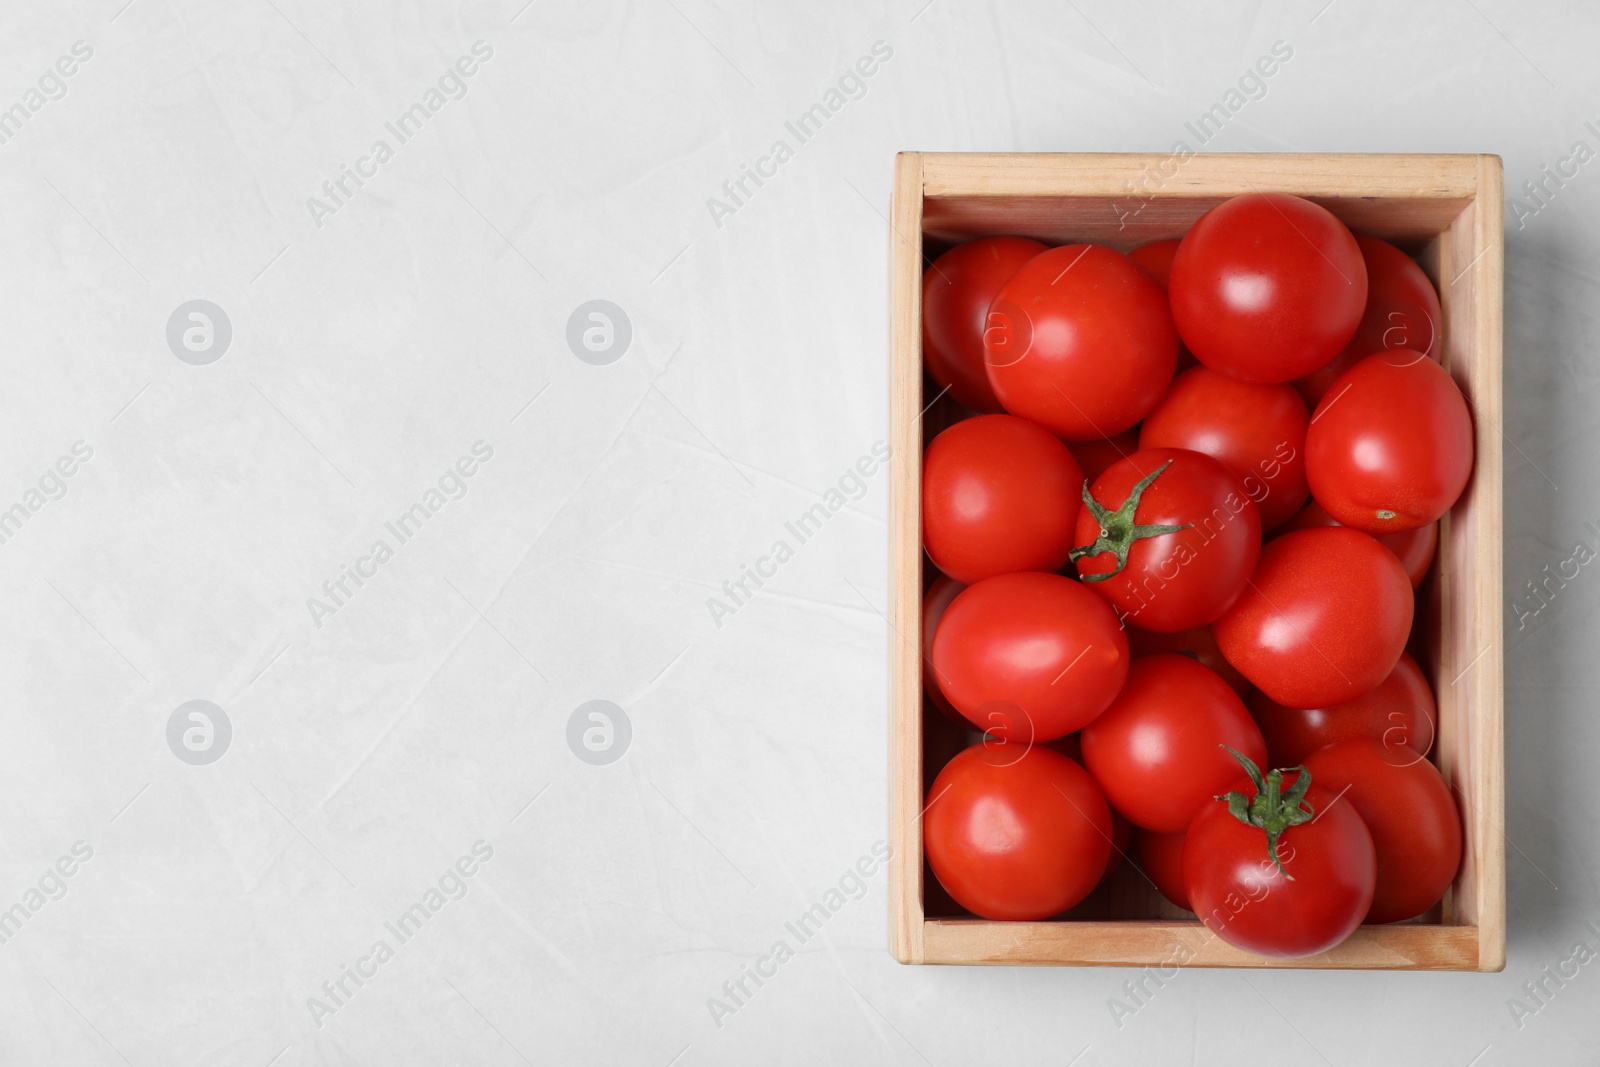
1214;745;1315;881
1068;458;1191;582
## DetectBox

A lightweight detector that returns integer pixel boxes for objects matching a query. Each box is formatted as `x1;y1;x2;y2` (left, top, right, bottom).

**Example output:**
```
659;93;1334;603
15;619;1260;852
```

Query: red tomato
1081;654;1267;832
1305;352;1475;534
1127;238;1180;287
924;741;1113;920
1251;651;1436;766
1169;193;1367;383
1295;234;1442;405
922;237;1046;412
1128;239;1200;373
1215;527;1413;708
933;572;1129;741
1073;448;1261;633
984;244;1178;439
1124;624;1252;699
1183;757;1375;957
1134;828;1191;911
923;414;1084;583
1303;740;1462;923
1067;427;1141;485
1138;367;1311;530
1274;499;1437;589
921;575;967;724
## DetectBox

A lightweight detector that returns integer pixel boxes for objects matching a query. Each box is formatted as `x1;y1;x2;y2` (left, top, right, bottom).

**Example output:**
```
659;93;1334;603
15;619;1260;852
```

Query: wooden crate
888;153;1505;970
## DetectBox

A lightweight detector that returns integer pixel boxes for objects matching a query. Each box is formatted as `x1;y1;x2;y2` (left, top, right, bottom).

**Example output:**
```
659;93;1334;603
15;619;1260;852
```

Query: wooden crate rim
912;151;1499;199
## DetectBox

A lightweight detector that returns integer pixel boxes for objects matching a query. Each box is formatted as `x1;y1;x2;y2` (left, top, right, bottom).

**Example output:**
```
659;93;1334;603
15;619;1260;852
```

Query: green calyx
1068;458;1190;582
1215;745;1314;881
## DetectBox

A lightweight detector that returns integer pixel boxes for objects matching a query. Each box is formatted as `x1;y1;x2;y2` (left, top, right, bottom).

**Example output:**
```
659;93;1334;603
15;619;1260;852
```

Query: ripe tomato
1215;527;1413;708
984;244;1178;439
1124;624;1252;699
924;741;1113;920
932;572;1129;741
1295;234;1442;405
923;414;1084;583
1274;499;1437;589
1067;427;1141;484
1073;448;1261;632
1138;367;1310;530
922;237;1047;412
1128;238;1179;287
1081;654;1267;832
921;574;967;724
1303;740;1462;923
1169;193;1367;383
1134;828;1191;911
1305;352;1474;534
1128;238;1199;372
1183;755;1376;957
1251;651;1436;766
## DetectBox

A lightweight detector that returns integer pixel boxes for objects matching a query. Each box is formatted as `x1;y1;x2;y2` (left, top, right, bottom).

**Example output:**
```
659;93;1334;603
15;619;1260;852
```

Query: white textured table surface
1;1;1595;1064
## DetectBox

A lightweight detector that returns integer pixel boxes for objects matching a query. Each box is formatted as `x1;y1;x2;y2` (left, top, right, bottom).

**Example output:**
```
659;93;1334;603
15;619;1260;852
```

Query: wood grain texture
1451;154;1506;971
888;152;1505;970
920;153;1482;249
922;920;1481;970
888;152;926;965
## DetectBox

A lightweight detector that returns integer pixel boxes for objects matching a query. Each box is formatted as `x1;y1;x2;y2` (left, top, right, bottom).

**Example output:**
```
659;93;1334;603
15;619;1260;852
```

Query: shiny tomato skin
984;244;1178;439
1295;234;1442;405
1251;651;1435;766
1215;527;1413;708
1306;352;1474;534
922;237;1047;412
1068;427;1141;485
1303;740;1462;923
923;414;1084;583
921;575;967;724
1124;624;1252;699
1169;193;1367;384
1139;367;1311;530
1081;654;1267;832
1274;499;1437;589
1184;774;1376;957
933;572;1129;741
1075;448;1262;633
1135;828;1192;911
924;742;1113;920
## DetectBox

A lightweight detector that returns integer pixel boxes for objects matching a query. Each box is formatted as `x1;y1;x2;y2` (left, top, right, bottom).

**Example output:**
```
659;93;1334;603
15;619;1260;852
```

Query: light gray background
0;0;1594;1064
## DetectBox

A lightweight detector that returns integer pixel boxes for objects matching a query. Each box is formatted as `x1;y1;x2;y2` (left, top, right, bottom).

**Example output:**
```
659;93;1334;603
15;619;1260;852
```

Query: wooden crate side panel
920;153;1480;248
920;152;1484;199
923;196;1468;251
1446;155;1506;971
889;152;927;964
923;920;1481;970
